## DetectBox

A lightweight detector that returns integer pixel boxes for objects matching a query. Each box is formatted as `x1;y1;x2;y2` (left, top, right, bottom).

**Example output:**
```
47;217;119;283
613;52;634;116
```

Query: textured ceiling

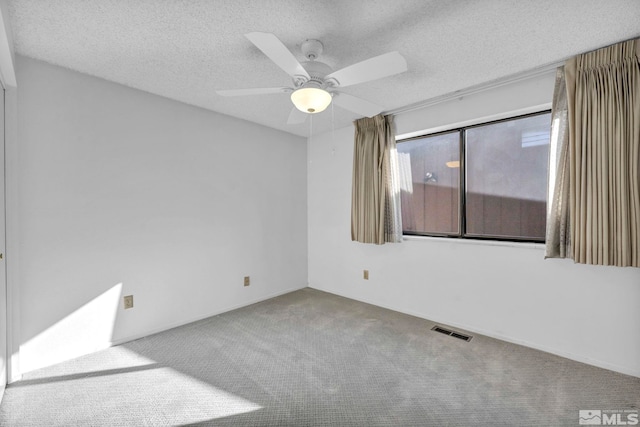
7;0;640;137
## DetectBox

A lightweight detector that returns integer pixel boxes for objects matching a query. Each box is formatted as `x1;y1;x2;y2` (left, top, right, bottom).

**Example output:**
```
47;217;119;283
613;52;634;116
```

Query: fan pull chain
331;100;336;156
308;113;313;166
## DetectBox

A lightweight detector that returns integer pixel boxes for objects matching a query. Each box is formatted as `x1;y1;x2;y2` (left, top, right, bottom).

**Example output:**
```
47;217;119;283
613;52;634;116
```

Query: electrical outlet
123;295;134;309
363;270;369;280
244;276;250;287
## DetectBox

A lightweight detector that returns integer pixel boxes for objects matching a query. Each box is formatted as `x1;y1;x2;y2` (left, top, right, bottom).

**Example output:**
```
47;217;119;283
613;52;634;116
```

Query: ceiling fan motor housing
299;60;334;88
296;39;338;90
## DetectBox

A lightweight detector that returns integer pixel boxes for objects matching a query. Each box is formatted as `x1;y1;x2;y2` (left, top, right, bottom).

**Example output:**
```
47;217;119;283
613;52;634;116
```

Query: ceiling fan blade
287;107;308;125
216;87;290;96
326;51;407;87
245;32;310;79
332;93;384;117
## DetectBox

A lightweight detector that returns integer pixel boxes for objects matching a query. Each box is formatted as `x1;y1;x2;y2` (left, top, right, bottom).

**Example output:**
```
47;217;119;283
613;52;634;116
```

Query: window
397;111;551;242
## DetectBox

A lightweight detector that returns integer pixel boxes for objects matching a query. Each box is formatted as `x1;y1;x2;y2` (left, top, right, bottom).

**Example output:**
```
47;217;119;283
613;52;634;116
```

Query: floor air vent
431;326;472;342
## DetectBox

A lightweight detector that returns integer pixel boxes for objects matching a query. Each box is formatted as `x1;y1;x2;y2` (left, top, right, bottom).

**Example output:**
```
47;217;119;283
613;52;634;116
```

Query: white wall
11;56;308;374
308;71;640;377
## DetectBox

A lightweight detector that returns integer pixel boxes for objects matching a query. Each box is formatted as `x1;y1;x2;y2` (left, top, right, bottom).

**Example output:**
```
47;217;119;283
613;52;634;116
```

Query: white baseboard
110;285;308;348
310;286;640;379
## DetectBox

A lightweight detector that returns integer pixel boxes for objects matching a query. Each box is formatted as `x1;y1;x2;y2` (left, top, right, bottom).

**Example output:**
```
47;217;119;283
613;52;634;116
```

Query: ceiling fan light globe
291;87;332;114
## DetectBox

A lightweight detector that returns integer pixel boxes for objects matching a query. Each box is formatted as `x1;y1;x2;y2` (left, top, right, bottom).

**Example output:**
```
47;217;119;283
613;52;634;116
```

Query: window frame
397;110;551;244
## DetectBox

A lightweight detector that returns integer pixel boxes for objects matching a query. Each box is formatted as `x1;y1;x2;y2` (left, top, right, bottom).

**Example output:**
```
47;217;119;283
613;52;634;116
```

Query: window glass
397;131;460;235
396;111;551;242
465;113;550;240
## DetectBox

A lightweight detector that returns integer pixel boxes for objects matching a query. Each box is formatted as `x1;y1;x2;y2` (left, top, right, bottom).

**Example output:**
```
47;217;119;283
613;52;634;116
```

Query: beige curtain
545;67;571;258
351;115;402;244
549;38;640;267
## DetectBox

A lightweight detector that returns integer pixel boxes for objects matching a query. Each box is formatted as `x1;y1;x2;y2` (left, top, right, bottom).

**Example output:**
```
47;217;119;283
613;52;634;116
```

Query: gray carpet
0;288;638;426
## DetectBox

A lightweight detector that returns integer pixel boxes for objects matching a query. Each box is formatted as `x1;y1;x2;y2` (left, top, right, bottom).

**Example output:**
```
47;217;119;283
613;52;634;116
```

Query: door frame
0;3;19;388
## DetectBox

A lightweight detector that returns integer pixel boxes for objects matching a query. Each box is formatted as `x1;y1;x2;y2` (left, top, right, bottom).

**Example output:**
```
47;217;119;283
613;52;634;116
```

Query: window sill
402;234;545;250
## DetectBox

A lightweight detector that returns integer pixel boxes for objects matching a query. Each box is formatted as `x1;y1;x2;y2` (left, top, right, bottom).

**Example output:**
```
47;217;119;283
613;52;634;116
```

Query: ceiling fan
216;32;408;124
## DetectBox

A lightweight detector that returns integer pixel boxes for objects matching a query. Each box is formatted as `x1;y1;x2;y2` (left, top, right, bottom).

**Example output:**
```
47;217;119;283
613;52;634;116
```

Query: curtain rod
384;60;563;117
382;36;640;119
